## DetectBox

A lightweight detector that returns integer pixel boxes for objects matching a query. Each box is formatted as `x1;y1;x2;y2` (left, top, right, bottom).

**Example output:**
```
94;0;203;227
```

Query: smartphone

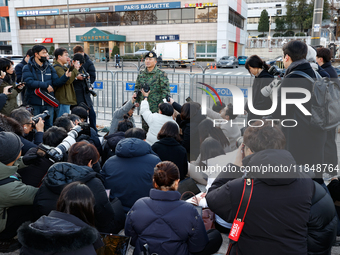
186;96;193;102
68;65;74;72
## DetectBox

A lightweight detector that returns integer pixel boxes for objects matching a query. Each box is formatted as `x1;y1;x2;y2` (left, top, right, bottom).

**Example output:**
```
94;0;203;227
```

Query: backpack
289;70;340;131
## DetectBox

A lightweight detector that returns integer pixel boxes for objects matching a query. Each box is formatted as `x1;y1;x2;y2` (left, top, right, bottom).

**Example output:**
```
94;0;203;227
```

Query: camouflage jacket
135;66;170;113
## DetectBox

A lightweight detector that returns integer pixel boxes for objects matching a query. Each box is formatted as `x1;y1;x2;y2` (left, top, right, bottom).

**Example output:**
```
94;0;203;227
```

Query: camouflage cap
145;51;157;59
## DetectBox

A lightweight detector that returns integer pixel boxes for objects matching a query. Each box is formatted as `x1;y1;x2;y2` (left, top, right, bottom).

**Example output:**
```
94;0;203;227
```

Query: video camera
134;83;150;99
32;110;50;124
81;71;97;97
38;125;83;163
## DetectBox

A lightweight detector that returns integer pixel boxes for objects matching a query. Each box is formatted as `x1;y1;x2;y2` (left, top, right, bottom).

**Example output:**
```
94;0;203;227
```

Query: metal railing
93;70;253;121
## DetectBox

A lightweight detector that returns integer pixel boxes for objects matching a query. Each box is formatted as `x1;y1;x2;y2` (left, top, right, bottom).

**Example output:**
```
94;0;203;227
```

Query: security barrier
93;70;254;121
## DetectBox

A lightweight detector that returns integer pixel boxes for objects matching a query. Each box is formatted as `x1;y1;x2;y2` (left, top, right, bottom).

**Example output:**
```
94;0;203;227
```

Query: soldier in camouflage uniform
135;51;170;131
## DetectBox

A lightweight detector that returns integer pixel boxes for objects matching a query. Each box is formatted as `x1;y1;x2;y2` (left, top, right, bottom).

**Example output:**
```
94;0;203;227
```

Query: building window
229;8;244;29
196;41;217;58
125;42;134;53
18;7;218;30
277;9;282;15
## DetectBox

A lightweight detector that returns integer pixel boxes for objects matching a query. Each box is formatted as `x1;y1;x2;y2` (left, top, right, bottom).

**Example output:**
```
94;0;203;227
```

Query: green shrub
273;33;283;37
295;32;306;36
283;30;294;37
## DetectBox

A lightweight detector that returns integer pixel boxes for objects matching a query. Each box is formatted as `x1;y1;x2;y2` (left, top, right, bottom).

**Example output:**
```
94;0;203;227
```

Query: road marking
214;72;221;74
236;72;243;75
226;72;232;75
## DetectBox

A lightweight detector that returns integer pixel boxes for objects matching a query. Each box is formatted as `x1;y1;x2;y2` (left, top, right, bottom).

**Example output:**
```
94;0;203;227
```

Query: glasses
25;122;35;127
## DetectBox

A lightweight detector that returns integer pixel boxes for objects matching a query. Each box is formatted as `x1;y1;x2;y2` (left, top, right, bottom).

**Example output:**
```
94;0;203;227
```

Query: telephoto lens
32;110;50;124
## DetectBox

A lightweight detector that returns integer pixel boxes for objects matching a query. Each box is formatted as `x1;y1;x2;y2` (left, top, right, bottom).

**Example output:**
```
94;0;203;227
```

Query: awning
76;28;126;42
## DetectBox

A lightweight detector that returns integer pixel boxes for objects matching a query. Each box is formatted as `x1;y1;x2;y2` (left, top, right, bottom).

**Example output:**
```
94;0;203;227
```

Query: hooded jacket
151;137;188;180
206;149;336;255
15;58;28;84
125;189;208;255
73;65;93;107
18;210;103;255
22;56;69;106
0;159;37;233
102;138;161;213
34;162;123;233
53;60;78;105
82;54;96;84
102;131;125;164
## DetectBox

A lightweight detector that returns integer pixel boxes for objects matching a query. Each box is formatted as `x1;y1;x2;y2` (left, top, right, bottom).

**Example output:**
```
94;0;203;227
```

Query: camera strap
226;178;253;255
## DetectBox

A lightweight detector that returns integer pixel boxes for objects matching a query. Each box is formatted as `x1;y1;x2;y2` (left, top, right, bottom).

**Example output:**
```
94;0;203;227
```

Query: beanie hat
0;132;23;165
32;45;47;54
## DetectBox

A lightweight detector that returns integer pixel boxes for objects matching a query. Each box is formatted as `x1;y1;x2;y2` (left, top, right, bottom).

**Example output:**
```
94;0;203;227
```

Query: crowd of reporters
0;40;340;255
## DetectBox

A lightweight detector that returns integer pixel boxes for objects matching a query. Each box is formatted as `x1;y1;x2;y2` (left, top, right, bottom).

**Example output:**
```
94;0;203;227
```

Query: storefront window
195;8;208;23
55;15;65;28
134;42;144;52
182;8;194;23
169;9;181;24
26;17;36;29
156;10;168;24
70;14;85;27
208;7;217;22
19;17;26;29
36;16;45;29
196;41;217;58
96;13;108;26
125;42;134;54
45;15;55;28
196;41;206;53
122;11;141;25
143;10;157;25
207;41;217;53
86;14;96;27
108;12;120;26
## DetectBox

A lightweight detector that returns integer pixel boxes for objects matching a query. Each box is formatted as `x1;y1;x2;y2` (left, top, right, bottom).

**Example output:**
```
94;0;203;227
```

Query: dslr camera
81;71;97;97
32;110;50;124
38;125;83;163
135;83;150;99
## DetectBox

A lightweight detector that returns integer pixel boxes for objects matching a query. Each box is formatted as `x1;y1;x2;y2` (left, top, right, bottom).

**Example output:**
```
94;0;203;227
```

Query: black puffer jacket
34;162;124;234
18;210;103;255
102;132;125;164
206;149;336;255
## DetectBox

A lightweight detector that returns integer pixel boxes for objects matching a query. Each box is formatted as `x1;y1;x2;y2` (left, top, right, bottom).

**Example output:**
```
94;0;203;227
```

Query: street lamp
67;0;71;53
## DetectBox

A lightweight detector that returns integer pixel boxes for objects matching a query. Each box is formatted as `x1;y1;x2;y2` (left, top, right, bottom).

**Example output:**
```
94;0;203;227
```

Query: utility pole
311;0;325;46
67;0;71;53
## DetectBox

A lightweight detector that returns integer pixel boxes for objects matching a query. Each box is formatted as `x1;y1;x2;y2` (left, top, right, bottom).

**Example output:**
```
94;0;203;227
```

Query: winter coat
244;69;273;122
180;112;206;161
140;100;178;145
108;100;136;135
0;77;19;116
15;58;27;84
102;131;125;164
0;159;37;233
17;147;53;187
271;62;327;171
151;137;188;180
34;162;122;233
125;189;208;255
102;138;161;213
22;56;69;106
206;149;336;255
82;54;96;84
206;108;241;150
53;60;78;105
0;93;7;111
321;61;338;79
18;210;103;255
73;65;93;107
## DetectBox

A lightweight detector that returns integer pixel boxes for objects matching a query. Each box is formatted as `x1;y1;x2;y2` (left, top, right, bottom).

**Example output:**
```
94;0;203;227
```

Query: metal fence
93;70;253;121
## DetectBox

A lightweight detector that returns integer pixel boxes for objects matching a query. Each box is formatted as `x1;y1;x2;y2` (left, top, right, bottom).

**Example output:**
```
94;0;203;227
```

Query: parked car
266;56;282;66
0;54;24;67
217;56;239;68
238;56;248;65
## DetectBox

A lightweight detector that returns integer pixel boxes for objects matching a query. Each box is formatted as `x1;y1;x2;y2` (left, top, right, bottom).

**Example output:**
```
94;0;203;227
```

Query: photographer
10;108;44;147
53;48;80;117
108;93;137;135
72;53;98;132
17;126;68;187
244;55;273;124
0;58;25;116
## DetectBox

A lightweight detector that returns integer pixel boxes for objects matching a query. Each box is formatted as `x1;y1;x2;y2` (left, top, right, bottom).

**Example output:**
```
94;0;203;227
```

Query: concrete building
8;0;247;60
0;0;11;54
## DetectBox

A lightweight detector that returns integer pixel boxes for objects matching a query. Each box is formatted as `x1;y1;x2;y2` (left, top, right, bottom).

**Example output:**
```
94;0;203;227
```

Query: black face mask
39;56;47;63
